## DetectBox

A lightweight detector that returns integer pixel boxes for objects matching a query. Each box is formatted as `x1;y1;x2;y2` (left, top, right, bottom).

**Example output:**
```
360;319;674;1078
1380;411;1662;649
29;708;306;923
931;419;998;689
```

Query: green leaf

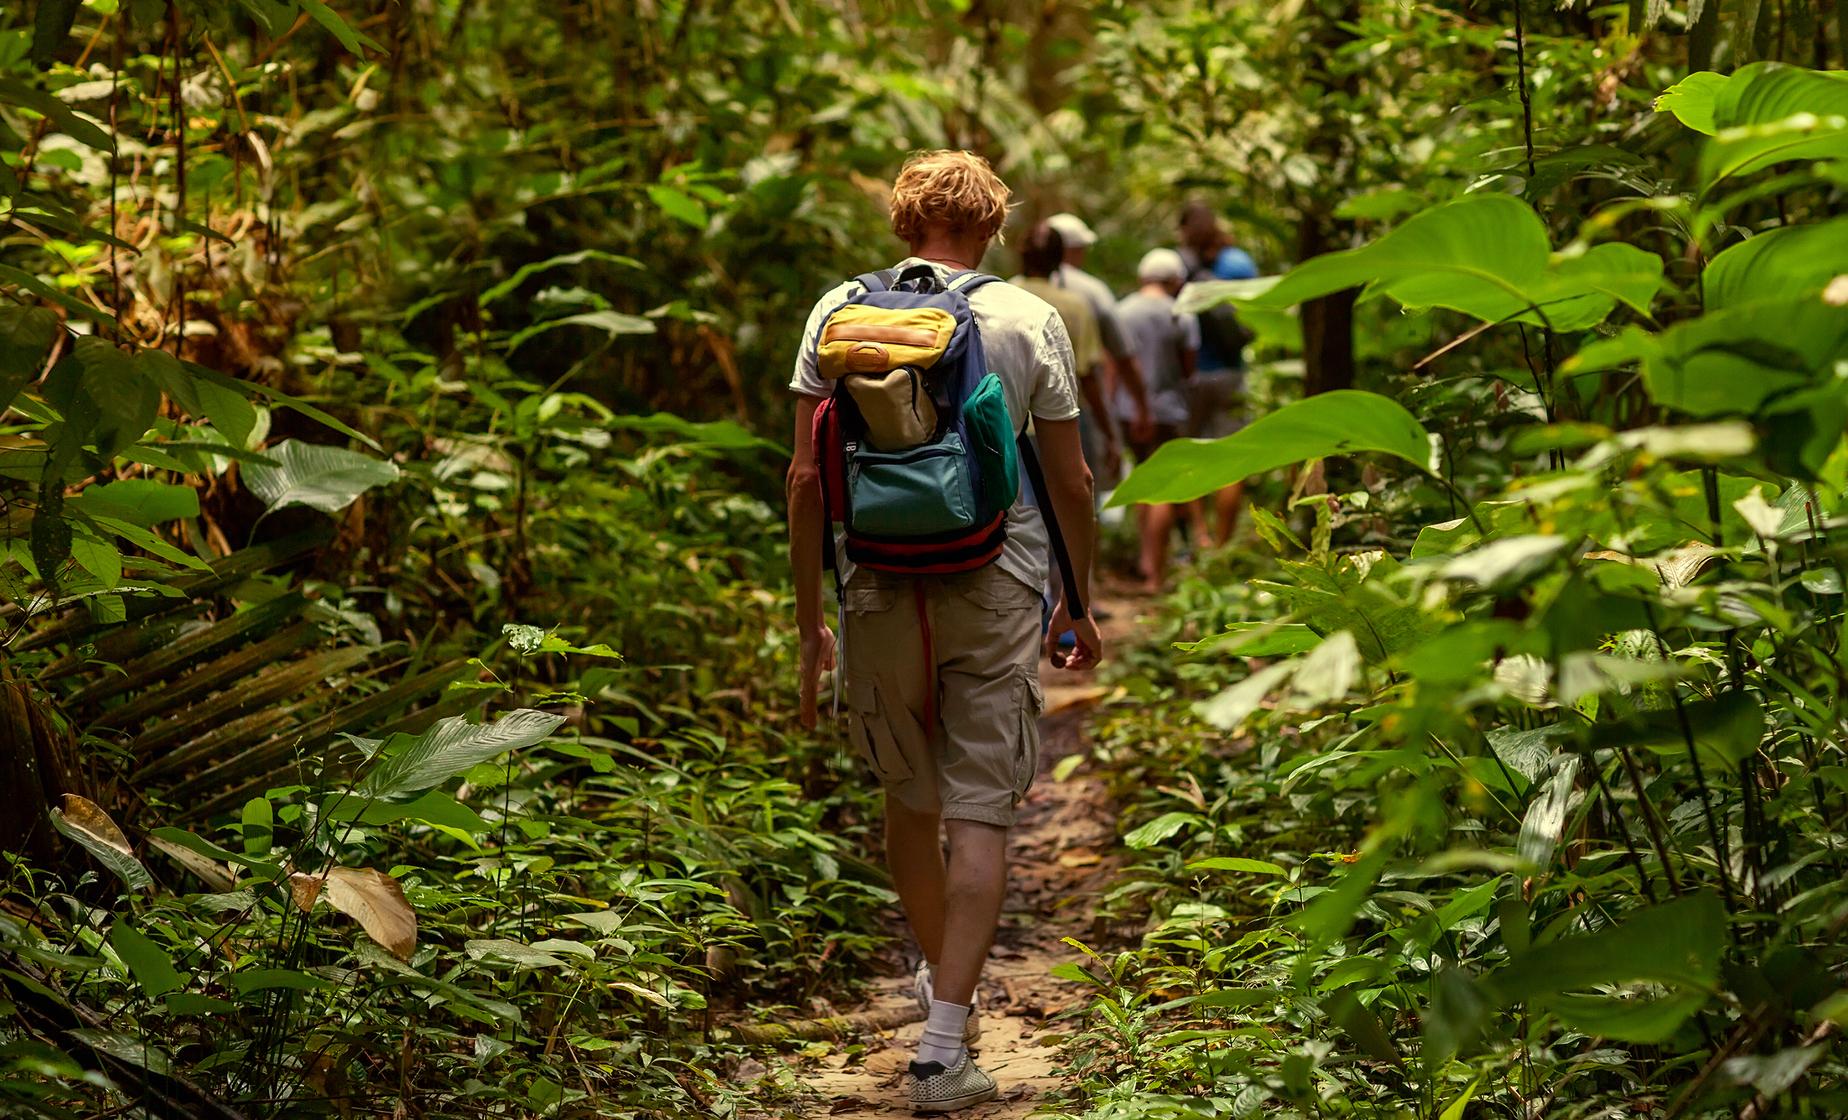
1122;811;1200;850
1486;891;1726;1004
1594;689;1767;770
0;306;60;414
1546;989;1711;1043
1703;215;1848;310
1110;390;1431;507
31;0;81;69
1187;856;1286;875
358;710;567;799
298;0;384;55
1698;64;1848;186
0;266;116;328
108;922;183;998
242;439;400;514
45;338;158;455
647;185;708;229
324;789;492;835
68;480;200;527
68;533;121;588
506;309;656;352
1174;621;1322;657
1291;847;1388;947
0;79;114;151
1516;756;1580;869
1485;725;1573;788
478;249;644;306
1656;71;1728;134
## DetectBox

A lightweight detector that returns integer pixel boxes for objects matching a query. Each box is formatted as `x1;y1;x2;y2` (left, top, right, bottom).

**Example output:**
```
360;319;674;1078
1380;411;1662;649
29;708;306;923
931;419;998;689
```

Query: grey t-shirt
1058;264;1129;362
1114;289;1198;428
790;259;1082;593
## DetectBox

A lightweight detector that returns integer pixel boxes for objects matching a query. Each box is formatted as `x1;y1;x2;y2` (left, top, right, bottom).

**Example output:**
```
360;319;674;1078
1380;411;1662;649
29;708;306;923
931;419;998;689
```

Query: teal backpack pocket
848;431;980;538
961;373;1019;516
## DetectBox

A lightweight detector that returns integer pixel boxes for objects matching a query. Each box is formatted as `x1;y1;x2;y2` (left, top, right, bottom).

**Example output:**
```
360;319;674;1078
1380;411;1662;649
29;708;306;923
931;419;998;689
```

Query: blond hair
888;150;1012;247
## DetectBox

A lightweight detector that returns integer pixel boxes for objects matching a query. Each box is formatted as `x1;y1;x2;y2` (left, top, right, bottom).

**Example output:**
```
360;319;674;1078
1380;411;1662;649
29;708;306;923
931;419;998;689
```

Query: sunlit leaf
1111;390;1432;507
242;439;400;514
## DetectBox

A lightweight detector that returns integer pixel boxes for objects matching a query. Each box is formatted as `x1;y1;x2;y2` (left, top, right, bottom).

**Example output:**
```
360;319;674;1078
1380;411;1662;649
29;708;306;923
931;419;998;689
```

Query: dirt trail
772;586;1149;1118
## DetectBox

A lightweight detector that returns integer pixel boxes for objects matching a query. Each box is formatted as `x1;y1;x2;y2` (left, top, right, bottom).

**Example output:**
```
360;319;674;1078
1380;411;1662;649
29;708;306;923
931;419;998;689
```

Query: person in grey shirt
1114;248;1198;592
1046;213;1153;477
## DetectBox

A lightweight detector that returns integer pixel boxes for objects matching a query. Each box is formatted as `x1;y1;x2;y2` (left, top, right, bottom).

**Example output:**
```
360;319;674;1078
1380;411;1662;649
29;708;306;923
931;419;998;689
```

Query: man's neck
908;236;983;271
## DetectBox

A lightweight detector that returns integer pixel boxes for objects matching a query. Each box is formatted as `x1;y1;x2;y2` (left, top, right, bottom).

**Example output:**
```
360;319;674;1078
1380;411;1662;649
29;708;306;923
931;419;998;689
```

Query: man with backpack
1177;200;1259;548
785;150;1104;1112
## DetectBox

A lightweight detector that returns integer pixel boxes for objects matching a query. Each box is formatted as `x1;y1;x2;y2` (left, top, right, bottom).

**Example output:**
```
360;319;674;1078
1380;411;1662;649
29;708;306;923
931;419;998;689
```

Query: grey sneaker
905;1054;998;1113
912;961;982;1045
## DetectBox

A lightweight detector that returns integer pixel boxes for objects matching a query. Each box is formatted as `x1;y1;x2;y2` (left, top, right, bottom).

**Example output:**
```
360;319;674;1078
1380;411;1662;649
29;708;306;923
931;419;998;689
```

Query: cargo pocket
956;568;1041;614
1011;666;1044;803
847;673;917;785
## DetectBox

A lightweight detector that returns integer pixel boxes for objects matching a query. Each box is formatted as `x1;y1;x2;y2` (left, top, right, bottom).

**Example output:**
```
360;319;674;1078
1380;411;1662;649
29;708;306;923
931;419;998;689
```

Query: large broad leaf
1488;892;1725;997
1485;892;1726;1041
0;305;60;414
108;921;184;998
68;479;199;527
41;337;158;457
1592;689;1767;770
358;709;567;798
50;794;151;891
1182;195;1660;330
1656;71;1730;133
1696;64;1848;185
291;866;417;961
1515;756;1581;869
1109;390;1431;507
1572;298;1848;419
1703;215;1848;310
242;439;400;514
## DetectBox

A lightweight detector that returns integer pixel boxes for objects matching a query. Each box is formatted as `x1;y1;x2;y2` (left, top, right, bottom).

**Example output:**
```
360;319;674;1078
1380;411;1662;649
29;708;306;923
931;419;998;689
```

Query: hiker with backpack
1177;200;1260;548
785;150;1103;1112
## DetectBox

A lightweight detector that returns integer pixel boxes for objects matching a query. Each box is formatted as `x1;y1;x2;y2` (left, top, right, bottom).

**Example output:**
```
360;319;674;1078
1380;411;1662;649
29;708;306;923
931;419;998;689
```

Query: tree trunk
0;670;85;865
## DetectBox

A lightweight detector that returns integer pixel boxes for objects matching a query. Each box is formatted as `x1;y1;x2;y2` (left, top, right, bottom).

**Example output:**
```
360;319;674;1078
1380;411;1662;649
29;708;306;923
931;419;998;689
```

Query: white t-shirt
790;258;1082;593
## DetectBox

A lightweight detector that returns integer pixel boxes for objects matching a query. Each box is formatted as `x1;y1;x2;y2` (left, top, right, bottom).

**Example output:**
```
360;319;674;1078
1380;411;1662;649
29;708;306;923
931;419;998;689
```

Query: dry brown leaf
291;867;418;961
58;794;133;857
288;871;324;912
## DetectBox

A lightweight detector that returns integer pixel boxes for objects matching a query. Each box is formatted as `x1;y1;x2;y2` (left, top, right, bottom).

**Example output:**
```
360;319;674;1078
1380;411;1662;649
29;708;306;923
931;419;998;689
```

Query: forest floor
760;585;1149;1118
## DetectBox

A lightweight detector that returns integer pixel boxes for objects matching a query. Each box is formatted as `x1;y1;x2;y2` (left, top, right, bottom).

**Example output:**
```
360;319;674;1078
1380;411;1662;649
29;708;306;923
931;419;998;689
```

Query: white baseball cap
1136;247;1187;283
1046;212;1097;249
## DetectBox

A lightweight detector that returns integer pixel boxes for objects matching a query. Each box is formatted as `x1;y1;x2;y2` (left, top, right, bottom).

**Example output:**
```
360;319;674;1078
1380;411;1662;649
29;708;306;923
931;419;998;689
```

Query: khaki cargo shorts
840;564;1044;827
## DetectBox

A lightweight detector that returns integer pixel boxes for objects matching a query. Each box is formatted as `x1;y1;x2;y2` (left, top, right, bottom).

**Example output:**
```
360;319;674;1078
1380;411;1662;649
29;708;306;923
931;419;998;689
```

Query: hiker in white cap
1114;247;1198;592
1046;212;1153;471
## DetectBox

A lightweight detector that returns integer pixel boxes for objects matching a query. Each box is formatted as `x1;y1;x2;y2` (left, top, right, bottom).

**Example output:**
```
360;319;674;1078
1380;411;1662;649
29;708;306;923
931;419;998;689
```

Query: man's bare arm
786;394;835;726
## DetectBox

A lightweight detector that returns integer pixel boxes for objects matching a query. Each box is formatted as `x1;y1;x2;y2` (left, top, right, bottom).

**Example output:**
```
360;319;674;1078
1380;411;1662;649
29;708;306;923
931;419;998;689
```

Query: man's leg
1141;502;1176;592
930;819;1008;1005
1213;482;1245;547
886;795;946;966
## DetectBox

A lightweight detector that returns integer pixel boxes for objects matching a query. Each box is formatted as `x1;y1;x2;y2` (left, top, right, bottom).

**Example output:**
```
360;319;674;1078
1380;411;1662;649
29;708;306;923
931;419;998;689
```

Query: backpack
810;264;1083;612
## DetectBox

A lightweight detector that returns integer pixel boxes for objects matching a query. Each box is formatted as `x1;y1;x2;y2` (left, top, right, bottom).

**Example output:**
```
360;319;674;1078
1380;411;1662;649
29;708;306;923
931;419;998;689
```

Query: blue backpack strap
948;271;1001;295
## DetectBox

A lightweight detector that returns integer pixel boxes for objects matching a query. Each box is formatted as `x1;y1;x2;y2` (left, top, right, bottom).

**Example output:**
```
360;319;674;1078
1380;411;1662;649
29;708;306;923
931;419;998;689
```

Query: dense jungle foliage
2;0;1846;1117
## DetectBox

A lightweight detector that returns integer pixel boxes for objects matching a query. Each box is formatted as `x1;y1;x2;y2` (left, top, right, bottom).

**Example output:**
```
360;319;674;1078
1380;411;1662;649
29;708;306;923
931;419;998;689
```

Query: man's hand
1044;599;1104;671
798;624;837;729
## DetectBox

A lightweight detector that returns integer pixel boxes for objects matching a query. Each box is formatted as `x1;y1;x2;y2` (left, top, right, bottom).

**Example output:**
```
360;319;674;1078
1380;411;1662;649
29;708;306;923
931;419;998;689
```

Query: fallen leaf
1057;850;1101;868
51;794;152;890
292;867;417;961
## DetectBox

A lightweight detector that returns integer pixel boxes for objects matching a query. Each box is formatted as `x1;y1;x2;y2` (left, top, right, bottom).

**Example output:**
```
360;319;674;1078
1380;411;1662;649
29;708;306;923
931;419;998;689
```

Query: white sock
915;999;969;1068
